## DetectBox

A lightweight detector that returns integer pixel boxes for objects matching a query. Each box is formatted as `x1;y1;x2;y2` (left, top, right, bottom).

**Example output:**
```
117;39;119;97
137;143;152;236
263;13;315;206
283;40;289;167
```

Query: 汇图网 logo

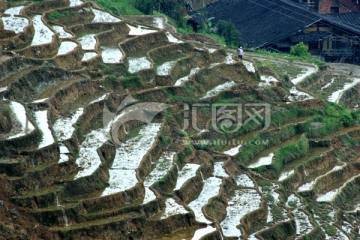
103;95;271;145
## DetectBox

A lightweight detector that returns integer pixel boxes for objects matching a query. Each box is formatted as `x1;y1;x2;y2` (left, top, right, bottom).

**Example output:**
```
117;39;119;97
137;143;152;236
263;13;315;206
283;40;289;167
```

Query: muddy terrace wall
12;185;63;209
96;23;129;45
333;175;360;210
348;128;360;139
240;195;268;235
210;48;227;59
0;16;34;50
120;32;169;55
0;156;30;177
311;164;357;194
137;123;170;179
58;213;198;240
0;1;9;12
60;113;169;212
133;86;180;103
123;15;172;31
299;225;324;240
202;177;235;222
16;28;60;59
63;163;110;197
0;27;16;39
0;123;41;154
167;56;196;82
257;220;296;239
50;78;98;110
86;200;161;222
57;102;115;194
44;2;95;27
153;143;196;195
154;53;211;86
281;150;339;190
54;43;83;70
10;160;74;195
0;104;12;134
176;152;213;203
192;63;255;90
149;43;193;64
5;66;71;102
23;0;68;15
0;54;42;80
33;202;85;227
233;124;298;167
340;85;360;108
192;95;308;154
180;33;218;46
72;100;106;136
69;22;113;35
81;184;144;213
20;141;60;167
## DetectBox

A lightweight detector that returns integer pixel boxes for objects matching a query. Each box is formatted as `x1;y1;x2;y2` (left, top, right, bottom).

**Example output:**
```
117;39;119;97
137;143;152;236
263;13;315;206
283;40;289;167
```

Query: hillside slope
0;1;359;239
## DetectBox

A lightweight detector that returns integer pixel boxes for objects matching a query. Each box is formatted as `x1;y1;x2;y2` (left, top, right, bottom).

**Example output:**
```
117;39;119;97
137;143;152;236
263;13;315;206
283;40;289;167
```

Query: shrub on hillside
135;0;156;14
216;20;241;47
274;135;309;165
290;42;310;58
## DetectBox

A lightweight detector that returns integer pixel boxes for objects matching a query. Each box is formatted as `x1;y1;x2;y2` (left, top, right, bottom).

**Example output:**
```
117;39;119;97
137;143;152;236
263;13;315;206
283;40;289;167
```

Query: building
190;0;218;10
205;0;360;63
292;0;360;14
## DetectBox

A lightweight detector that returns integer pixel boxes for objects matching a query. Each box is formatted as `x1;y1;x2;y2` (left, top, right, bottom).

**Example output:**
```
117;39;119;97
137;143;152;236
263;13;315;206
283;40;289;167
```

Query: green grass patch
252;49;326;68
271;135;309;174
235;125;296;165
120;75;142;89
46;10;78;21
92;0;143;15
304;116;342;139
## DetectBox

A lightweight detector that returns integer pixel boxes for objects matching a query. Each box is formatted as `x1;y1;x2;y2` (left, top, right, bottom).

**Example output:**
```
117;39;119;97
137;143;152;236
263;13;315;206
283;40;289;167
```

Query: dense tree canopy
216;20;241;46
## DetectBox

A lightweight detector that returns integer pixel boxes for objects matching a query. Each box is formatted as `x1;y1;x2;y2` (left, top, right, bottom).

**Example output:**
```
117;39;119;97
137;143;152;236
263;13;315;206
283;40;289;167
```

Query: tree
135;0;156;14
290;42;310;57
216;20;241;46
156;0;188;27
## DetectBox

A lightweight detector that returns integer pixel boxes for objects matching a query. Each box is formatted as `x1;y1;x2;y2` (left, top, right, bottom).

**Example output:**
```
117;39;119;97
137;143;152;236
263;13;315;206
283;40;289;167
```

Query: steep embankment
0;1;359;240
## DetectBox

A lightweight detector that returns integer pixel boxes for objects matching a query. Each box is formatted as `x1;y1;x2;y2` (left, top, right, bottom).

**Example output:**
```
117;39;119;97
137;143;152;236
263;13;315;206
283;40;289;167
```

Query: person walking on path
237;46;244;59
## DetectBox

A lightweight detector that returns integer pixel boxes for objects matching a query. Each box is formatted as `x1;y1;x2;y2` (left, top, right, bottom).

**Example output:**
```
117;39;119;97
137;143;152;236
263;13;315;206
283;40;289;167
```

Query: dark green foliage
298;72;322;89
135;0;156;14
158;0;187;27
272;135;309;173
301;102;359;138
236;125;296;165
46;10;77;21
195;140;210;150
216;20;241;47
159;126;171;148
340;134;357;147
120;76;142;89
304;117;342;138
339;113;356;127
290;42;310;58
107;75;116;82
92;0;142;15
270;106;301;126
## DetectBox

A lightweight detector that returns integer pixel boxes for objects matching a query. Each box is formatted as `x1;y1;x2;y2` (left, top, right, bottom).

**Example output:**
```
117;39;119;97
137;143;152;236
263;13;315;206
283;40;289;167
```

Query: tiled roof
289;31;331;42
323;48;356;57
206;0;360;48
325;13;360;34
206;0;320;48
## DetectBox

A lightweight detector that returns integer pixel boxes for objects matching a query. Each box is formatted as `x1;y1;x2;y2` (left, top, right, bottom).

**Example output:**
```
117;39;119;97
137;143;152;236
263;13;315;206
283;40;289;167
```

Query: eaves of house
206;0;360;48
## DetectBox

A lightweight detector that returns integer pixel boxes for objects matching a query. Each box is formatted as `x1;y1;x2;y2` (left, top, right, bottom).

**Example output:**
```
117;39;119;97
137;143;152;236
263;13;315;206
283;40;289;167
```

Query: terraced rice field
0;1;359;240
